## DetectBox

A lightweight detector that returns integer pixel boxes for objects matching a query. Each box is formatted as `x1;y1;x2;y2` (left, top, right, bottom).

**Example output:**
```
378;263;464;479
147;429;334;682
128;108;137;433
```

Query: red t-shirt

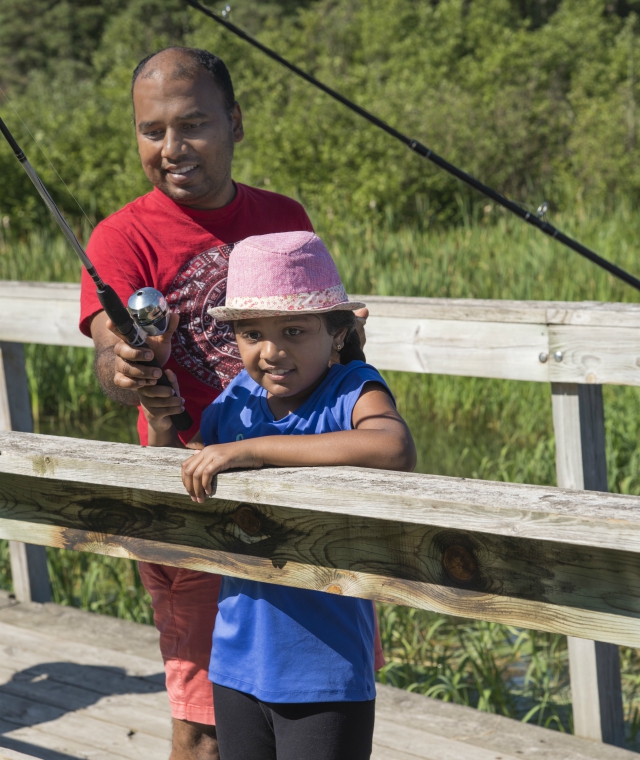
79;183;313;445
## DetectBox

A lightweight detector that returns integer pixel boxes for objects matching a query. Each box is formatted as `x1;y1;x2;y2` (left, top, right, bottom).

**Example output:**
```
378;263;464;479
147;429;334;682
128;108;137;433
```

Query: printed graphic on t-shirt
166;246;242;390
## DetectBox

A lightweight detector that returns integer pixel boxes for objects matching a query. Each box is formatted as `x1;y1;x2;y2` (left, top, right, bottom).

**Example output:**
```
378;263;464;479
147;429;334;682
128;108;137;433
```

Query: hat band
224;283;350;312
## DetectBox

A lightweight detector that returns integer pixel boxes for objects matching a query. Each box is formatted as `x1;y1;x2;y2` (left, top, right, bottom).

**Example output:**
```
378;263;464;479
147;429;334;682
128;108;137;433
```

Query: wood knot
232;505;262;536
325;584;343;595
443;544;478;583
32;454;56;477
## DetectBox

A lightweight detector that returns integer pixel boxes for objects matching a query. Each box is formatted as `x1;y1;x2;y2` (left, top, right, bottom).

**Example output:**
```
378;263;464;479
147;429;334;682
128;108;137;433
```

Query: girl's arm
182;382;416;502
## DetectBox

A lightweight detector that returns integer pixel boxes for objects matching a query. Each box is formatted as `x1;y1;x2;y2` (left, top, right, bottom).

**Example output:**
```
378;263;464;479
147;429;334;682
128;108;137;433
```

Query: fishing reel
127;287;170;336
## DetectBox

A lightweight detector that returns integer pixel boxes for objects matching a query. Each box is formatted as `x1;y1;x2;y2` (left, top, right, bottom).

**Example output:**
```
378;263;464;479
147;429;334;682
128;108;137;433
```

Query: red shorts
140;563;386;725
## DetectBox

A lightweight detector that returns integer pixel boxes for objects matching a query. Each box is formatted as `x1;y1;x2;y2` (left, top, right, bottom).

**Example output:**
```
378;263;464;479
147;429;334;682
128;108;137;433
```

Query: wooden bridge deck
0;590;636;760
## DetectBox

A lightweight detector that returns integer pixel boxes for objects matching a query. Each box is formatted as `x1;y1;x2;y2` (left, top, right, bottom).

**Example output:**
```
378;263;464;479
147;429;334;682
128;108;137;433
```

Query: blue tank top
200;361;390;703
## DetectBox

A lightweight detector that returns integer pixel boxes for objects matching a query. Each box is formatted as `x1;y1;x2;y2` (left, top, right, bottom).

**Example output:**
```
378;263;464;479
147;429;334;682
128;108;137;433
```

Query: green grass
377;607;572;729
2;200;640;744
0;225;139;441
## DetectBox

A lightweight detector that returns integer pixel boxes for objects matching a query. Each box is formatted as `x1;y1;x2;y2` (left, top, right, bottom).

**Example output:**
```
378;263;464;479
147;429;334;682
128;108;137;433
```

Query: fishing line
0;114;194;430
0;87;136;291
183;0;640;294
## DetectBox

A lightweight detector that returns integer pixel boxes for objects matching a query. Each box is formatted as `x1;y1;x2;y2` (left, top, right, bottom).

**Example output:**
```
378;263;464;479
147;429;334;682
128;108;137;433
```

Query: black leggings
213;683;375;760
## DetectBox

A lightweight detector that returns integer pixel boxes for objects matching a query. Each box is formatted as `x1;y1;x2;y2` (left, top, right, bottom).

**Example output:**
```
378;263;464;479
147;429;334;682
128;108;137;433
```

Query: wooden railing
2;280;640;747
3;281;640;385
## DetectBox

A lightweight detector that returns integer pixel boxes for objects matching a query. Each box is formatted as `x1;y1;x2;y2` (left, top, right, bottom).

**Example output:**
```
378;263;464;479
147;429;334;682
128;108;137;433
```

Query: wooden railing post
0;342;51;603
551;383;625;745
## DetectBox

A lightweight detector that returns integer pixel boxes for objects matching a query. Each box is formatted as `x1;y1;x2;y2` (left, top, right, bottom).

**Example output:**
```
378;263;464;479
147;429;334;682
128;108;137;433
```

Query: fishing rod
0;116;193;431
184;0;640;294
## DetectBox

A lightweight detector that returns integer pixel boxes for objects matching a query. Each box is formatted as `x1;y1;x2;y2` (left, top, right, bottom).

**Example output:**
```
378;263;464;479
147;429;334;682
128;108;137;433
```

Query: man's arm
91;312;140;406
90;311;179;406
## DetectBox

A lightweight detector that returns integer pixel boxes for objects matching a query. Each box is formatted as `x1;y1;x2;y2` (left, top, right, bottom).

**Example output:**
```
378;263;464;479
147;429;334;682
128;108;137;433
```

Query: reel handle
97;284;194;432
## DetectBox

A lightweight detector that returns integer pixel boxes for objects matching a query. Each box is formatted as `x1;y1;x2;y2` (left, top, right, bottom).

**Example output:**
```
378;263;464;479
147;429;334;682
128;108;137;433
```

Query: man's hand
90;310;181;406
354;306;368;350
182;442;263;502
139;368;185;432
108;311;180;389
329;306;368;366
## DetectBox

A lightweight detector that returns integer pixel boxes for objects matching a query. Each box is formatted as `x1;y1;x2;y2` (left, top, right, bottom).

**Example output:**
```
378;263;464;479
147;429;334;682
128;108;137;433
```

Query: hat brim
207;300;367;322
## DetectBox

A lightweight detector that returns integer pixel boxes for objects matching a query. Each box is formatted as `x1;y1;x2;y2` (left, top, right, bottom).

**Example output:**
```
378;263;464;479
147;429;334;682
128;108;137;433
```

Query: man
80;46;377;760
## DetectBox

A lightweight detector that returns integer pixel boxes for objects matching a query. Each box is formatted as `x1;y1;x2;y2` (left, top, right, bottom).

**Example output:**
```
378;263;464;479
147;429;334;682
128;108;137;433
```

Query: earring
336;344;342;351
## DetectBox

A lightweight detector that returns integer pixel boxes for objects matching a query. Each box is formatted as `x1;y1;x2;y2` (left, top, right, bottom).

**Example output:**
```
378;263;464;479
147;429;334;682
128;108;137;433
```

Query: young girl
141;231;416;760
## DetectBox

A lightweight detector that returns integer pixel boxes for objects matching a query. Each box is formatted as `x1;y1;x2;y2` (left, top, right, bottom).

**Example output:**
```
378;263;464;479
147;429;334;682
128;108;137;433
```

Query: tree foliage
0;0;639;230
0;0;130;89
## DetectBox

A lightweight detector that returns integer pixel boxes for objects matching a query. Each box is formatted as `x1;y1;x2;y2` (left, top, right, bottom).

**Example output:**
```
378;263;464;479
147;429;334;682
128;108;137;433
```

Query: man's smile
164;164;199;184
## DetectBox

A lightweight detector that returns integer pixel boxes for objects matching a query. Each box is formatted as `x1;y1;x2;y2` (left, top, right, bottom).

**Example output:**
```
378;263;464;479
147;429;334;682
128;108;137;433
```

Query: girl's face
234;314;345;412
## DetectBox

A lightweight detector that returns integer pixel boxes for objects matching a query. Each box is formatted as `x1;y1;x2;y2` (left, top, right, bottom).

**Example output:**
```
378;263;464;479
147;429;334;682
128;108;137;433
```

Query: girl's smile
235;314;346;420
262;367;294;381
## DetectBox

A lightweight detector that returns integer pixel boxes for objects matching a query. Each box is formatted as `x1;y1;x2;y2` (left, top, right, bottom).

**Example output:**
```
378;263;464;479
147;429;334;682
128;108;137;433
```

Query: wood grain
4;281;640;384
1;473;640;646
549;325;640;385
356;293;640;328
0;690;170;760
0;345;11;433
3;518;640;647
552;383;625;746
364;317;550;382
0;749;51;760
7;541;51;605
3;585;633;760
0;343;33;435
5;281;640;328
0;345;51;605
373;718;522;760
4;431;640;555
0;282;91;348
374;682;640;760
0;661;171;740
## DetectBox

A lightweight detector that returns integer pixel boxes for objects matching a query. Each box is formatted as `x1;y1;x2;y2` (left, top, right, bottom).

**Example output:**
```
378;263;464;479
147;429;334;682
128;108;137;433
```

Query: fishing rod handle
144;355;194;432
97;284;193;432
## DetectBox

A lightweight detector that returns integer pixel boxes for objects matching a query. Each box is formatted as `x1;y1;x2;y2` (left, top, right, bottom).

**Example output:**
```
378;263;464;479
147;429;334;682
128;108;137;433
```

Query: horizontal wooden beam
356;294;640;328
1;432;640;646
3;431;640;553
0;282;92;348
364;316;550;382
2;282;640;385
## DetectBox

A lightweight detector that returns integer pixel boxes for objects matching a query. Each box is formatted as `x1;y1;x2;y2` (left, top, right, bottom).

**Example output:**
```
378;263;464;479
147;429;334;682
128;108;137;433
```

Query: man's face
133;69;244;209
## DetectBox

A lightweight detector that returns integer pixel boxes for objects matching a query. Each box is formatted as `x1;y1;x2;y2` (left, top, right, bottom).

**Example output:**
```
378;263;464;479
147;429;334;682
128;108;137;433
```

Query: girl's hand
182;442;263;502
138;368;184;433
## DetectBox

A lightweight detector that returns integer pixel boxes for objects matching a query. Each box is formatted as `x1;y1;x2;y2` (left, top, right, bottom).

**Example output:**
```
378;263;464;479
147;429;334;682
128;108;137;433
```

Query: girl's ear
332;326;348;352
328;326;348;367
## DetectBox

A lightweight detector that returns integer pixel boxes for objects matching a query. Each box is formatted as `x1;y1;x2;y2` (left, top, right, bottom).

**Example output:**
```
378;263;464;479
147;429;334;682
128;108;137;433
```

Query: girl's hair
323;311;366;365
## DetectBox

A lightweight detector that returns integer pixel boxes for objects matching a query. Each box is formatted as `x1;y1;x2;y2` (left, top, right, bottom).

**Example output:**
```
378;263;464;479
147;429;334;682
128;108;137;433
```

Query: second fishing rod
184;0;640;294
0;115;193;432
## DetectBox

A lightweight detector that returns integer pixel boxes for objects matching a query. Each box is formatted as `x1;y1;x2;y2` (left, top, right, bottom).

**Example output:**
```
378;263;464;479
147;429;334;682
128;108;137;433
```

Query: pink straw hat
207;231;366;321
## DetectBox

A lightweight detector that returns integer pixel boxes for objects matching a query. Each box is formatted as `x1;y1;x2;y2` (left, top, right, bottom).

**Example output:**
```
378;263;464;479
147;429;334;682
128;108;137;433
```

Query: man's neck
174;180;237;211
